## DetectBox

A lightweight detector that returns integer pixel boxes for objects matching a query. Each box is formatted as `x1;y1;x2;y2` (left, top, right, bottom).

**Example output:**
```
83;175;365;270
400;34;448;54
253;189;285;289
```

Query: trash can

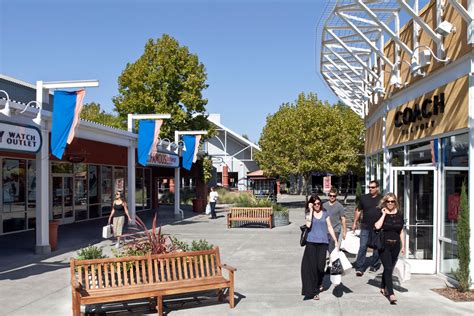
49;220;59;251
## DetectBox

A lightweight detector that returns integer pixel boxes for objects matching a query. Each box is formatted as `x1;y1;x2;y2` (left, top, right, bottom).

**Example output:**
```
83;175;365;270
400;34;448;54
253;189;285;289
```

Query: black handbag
330;258;344;275
300;225;309;247
367;228;384;251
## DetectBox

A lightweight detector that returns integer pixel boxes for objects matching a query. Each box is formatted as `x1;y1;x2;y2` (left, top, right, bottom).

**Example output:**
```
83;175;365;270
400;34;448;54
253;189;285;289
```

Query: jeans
355;228;380;272
210;202;217;219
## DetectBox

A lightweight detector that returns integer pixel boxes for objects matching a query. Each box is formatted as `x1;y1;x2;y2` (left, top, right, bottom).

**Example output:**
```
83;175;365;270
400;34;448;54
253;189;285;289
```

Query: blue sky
0;0;338;142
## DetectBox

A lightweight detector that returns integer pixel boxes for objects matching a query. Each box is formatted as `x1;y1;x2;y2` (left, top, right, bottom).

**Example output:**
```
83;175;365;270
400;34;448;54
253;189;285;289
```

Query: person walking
108;191;131;248
352;180;382;276
209;187;219;219
301;196;339;301
374;193;405;304
305;193;318;217
323;187;347;254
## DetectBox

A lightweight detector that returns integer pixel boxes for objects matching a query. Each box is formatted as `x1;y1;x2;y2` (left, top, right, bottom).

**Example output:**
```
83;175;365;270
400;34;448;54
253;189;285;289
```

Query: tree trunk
302;173;311;203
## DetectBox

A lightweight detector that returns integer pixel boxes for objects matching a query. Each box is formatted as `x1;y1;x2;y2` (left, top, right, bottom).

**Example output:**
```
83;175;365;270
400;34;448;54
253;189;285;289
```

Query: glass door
51;175;75;224
392;167;437;273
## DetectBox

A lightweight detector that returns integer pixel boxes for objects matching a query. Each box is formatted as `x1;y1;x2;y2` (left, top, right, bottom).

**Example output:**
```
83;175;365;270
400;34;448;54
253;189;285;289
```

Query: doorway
52;175;74;224
391;167;437;273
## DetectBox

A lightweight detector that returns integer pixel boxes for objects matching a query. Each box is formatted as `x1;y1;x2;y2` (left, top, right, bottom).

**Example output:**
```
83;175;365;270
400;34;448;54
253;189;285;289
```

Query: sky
0;0;339;142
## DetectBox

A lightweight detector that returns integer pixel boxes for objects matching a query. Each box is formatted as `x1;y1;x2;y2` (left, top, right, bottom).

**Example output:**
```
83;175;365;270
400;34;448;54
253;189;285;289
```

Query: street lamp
0;90;11;117
127;113;171;224
174;130;208;219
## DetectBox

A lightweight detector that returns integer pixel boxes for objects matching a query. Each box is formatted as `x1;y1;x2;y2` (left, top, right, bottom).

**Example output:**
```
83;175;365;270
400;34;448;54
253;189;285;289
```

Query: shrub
273;203;289;215
76;245;107;260
190;239;214;251
453;182;471;292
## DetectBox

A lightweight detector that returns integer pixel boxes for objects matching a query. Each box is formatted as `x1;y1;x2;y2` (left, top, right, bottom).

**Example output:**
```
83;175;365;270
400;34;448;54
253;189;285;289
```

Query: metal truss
317;0;474;117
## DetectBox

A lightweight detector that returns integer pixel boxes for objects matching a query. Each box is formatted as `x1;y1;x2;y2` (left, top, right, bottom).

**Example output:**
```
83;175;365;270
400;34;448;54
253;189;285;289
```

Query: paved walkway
1;195;473;315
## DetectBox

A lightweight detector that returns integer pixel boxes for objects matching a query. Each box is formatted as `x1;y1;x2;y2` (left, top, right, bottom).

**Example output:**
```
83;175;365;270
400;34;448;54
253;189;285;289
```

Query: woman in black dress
374;192;405;304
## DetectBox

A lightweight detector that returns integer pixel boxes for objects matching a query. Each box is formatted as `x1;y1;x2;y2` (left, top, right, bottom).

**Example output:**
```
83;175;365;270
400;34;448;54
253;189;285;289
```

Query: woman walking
374;192;405;304
108;191;131;248
301;195;339;300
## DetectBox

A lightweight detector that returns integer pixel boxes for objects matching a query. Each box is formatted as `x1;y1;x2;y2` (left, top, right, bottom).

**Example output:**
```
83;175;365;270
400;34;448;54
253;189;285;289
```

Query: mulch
432;287;474;302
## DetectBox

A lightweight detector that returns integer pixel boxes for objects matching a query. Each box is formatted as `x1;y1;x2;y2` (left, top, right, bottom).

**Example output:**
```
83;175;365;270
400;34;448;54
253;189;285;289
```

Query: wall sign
147;152;179;168
0;121;42;154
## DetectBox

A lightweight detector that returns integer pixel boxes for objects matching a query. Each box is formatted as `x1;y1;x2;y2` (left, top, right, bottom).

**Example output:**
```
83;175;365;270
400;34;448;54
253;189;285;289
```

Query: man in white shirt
209;187;219;219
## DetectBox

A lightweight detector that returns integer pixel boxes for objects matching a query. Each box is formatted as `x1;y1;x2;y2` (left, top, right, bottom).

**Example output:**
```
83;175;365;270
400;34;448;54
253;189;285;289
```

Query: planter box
273;212;289;227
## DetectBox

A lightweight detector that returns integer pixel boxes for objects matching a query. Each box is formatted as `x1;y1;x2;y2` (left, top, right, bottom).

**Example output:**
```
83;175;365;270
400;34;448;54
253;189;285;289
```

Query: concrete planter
273;212;289;227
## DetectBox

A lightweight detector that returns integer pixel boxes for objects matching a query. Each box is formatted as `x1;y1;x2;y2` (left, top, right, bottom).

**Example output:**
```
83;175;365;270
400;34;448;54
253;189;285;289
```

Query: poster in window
89;166;98;197
447;193;460;221
3;160;19;203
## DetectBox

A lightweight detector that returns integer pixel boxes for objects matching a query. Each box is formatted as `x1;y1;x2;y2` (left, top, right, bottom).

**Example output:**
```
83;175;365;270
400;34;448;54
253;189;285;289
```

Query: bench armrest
221;264;237;272
72;280;83;291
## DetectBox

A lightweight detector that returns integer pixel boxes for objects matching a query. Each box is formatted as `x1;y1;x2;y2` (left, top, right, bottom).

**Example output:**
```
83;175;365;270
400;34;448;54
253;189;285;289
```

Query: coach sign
0;121;42;153
147;151;179;168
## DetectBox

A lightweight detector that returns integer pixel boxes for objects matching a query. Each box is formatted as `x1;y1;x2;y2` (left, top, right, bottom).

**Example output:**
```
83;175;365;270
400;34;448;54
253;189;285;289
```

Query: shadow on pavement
367;276;409;293
0;260;69;281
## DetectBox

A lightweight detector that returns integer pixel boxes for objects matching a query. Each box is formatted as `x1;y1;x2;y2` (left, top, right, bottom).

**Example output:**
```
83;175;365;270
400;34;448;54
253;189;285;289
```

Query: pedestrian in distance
374;192;405;305
108;191;131;248
352;180;382;276
323;187;347;254
301;195;339;301
209;187;219;219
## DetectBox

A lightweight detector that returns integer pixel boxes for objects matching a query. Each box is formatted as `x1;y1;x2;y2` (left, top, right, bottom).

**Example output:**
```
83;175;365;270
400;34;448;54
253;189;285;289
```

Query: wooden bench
227;207;273;229
70;247;236;316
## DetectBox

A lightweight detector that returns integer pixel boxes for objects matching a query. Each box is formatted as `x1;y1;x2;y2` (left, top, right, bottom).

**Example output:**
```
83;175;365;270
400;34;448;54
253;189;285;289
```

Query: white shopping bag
205;203;211;215
339;251;352;271
340;230;360;255
393;258;411;283
330;274;341;285
102;225;113;239
330;249;339;264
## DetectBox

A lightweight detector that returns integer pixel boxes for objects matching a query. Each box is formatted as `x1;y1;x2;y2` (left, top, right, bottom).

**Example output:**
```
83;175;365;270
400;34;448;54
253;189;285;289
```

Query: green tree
454;182;471;292
80;102;125;129
255;93;364;197
113;34;212;138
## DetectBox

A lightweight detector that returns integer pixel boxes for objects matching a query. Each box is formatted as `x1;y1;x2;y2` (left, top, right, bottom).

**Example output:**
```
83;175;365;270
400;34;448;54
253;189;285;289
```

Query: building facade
318;0;474;282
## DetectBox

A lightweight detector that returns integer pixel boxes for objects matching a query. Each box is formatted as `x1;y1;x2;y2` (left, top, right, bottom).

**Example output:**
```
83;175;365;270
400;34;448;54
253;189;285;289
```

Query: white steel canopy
317;0;474;117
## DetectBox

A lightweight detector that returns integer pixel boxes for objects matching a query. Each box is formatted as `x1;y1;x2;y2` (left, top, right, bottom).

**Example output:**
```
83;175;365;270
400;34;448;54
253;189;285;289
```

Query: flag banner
137;120;163;166
182;135;197;171
50;89;86;159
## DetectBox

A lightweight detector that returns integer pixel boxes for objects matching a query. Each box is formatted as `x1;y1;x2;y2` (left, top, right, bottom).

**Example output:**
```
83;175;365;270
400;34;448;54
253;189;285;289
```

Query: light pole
35;79;99;254
127;113;171;223
174;130;208;219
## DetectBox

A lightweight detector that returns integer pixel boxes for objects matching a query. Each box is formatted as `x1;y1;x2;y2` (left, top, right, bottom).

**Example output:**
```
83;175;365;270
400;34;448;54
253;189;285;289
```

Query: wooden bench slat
104;264;109;288
153;259;159;282
84;265;90;289
141;260;147;284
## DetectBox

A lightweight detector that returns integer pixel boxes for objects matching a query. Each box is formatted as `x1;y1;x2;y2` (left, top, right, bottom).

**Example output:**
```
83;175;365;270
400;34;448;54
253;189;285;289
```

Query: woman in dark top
374;192;405;305
108;191;131;248
301;195;339;301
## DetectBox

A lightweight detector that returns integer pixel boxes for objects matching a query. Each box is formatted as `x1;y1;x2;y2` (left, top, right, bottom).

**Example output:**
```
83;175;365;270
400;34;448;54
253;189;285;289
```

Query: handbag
300;225;309;247
367;228;384;251
102;224;113;239
205;203;211;215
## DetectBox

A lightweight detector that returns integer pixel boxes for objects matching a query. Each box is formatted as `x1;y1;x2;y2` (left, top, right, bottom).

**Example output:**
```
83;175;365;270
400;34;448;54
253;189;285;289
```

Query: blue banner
182;135;196;171
137;120;155;166
50;91;79;159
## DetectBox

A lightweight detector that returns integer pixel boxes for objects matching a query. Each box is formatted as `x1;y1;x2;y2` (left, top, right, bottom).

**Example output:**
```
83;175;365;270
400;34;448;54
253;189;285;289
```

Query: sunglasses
314;202;321;205
387;200;396;204
115;193;120;196
368;186;378;189
329;194;337;197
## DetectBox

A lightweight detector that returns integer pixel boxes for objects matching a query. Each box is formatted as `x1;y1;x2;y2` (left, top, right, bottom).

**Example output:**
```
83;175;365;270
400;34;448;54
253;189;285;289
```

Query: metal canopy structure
317;0;474;117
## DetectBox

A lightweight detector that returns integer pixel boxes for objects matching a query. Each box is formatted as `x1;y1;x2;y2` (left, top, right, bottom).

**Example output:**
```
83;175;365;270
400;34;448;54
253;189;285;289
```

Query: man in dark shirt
351;180;382;276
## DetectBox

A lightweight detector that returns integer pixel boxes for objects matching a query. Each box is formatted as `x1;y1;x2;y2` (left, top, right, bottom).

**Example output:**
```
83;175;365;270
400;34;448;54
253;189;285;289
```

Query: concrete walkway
1;196;473;315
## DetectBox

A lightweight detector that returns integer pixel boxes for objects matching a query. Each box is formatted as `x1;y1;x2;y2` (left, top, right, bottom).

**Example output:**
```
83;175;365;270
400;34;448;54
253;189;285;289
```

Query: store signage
323;176;331;193
147;151;179;168
0;121;42;153
393;93;444;135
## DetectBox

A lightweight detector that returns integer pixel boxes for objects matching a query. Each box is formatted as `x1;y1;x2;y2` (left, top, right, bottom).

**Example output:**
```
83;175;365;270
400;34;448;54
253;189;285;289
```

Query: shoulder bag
300;210;313;247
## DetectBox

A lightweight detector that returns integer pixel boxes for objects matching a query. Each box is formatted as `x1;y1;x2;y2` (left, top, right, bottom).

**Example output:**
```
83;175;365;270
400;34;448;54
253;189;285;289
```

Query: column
222;165;229;188
468;71;474;288
127;144;136;223
35;81;50;254
174;167;181;215
383;107;390;193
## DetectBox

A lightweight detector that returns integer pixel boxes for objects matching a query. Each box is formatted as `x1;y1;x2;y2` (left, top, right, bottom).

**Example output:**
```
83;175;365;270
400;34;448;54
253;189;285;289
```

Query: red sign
147;152;179;168
447;193;460;221
323;176;331;193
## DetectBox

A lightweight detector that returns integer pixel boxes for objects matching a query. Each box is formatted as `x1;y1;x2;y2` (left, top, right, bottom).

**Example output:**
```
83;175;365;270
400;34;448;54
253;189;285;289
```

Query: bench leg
156;296;163;316
228;285;235;308
72;293;81;316
227;214;231;228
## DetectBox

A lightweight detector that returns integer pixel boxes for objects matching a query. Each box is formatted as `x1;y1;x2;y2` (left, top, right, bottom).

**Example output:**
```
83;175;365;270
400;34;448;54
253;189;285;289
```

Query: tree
255;92;364;197
113;34;212;138
80;102;125;129
454;182;471;292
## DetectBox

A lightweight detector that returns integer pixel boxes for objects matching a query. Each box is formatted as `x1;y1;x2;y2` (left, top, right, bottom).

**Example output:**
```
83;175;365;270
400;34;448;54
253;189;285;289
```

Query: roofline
208;116;261;151
0;73;37;90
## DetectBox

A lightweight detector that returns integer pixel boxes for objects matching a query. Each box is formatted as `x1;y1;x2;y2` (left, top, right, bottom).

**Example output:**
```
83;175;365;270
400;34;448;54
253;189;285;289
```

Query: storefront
318;0;474;282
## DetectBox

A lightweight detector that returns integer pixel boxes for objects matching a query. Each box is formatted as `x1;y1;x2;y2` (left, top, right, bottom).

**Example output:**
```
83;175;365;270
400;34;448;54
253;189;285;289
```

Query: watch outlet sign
0;121;42;153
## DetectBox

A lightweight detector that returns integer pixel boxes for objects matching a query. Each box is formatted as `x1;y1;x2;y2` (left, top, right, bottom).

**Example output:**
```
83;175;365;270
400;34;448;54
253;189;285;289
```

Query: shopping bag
339;251;352;271
102;225;113;239
394;258;411;283
340;230;360;254
330;274;341;285
205;203;211;215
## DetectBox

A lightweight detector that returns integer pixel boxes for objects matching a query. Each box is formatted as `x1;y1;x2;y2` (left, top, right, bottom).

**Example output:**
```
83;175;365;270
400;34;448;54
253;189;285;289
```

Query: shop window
442;171;468;242
228;172;238;188
407;141;434;165
216;172;222;186
440;241;458;277
136;168;144;211
88;165;99;205
390;147;404;167
27;160;36;229
2;159;26;232
89;204;100;219
114;167;125;195
52;162;73;174
443;133;468;167
144;168;151;209
74;164;88;221
101;166;113;216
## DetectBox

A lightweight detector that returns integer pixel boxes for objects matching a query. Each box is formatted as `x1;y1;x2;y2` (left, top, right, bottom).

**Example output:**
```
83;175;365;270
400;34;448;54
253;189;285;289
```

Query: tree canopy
80;102;124;129
113;34;212;138
255;92;364;194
